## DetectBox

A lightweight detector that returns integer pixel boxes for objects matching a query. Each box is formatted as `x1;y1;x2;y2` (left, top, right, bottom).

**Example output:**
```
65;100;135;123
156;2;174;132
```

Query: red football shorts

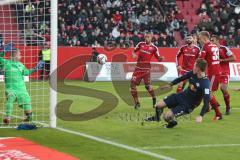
131;68;150;85
220;75;229;85
208;75;220;92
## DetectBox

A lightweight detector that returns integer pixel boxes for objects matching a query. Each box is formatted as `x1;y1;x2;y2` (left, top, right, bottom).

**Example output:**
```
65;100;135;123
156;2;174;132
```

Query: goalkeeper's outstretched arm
23;61;45;76
23;67;36;76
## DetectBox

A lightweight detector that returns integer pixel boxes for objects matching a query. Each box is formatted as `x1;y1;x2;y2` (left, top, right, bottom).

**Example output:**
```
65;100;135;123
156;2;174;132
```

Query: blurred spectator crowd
58;0;180;47
194;0;240;47
11;0;239;47
12;0;51;45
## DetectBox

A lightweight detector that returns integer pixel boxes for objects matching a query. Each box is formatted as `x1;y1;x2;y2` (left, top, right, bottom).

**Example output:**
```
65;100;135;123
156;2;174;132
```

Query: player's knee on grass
163;111;174;122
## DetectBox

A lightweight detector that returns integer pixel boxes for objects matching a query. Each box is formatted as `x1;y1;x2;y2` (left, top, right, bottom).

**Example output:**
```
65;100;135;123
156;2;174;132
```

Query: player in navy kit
146;59;210;128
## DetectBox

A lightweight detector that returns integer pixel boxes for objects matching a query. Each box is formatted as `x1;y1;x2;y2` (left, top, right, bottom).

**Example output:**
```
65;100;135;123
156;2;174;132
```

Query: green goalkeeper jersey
0;52;35;93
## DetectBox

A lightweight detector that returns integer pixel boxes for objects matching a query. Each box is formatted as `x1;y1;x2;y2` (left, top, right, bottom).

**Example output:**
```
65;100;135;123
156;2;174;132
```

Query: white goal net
0;0;52;127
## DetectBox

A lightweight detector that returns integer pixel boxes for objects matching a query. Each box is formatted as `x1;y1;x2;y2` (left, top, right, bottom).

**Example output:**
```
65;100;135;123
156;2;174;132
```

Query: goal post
0;0;57;127
50;0;57;128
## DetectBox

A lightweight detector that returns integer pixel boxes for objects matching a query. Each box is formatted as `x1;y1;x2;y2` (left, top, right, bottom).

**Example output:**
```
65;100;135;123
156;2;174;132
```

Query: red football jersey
134;42;160;69
219;45;233;75
176;45;200;71
200;42;221;76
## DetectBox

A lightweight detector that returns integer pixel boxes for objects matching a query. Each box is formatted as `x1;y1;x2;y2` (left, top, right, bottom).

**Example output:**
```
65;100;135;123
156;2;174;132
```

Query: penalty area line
141;144;240;150
55;127;176;160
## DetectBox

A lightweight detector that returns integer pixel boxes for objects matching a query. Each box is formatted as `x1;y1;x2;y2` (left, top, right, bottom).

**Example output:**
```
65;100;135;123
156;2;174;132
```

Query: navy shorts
163;93;193;117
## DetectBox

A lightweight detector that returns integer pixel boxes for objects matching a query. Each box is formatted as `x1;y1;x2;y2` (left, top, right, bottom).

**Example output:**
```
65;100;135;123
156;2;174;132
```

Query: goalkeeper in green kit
0;43;45;125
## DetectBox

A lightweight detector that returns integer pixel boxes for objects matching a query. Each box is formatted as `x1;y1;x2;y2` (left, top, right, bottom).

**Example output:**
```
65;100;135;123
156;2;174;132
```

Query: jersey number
211;47;219;60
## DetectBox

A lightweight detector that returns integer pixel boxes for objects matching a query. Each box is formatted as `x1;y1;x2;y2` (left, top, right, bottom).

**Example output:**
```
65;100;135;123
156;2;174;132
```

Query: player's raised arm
132;42;142;59
161;71;193;89
23;61;45;76
170;71;193;86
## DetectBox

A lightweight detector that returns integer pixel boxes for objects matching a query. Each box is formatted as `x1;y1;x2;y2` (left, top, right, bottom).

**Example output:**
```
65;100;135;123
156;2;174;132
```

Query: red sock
131;88;139;104
223;93;230;109
210;96;222;117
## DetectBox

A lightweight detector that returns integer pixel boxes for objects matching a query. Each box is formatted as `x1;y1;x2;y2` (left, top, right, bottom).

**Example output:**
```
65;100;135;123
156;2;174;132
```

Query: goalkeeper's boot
23;112;33;123
225;107;231;115
134;102;141;110
3;117;10;125
152;97;157;108
165;120;178;128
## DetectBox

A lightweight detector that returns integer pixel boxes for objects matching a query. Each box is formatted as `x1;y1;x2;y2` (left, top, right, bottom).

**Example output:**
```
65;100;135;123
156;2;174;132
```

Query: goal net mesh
0;0;51;127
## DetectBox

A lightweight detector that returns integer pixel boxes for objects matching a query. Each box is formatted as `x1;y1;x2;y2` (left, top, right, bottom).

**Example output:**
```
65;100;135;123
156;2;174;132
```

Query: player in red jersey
211;35;236;115
131;33;164;110
198;31;222;120
176;35;200;93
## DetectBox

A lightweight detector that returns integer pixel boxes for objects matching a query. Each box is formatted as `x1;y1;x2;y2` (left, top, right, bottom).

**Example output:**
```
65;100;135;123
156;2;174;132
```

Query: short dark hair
196;59;208;72
199;31;210;39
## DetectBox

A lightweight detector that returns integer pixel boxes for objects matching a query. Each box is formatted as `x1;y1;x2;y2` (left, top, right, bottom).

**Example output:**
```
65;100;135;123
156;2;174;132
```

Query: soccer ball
97;54;107;65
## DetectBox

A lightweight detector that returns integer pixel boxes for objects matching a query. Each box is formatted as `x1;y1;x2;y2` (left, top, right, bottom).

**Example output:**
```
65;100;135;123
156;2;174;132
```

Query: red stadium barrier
57;47;240;80
13;46;239;80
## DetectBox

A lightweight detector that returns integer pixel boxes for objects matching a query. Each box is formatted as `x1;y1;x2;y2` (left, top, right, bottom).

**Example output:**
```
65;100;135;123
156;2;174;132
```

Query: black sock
155;108;162;122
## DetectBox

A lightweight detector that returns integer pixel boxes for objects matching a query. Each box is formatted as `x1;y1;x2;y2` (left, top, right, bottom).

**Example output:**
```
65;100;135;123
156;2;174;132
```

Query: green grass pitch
0;81;240;160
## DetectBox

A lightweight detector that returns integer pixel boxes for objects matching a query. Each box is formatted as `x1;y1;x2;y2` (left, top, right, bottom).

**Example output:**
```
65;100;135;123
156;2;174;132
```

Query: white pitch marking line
0;112;176;160
231;108;240;110
141;144;240;150
55;127;176;160
0;137;15;140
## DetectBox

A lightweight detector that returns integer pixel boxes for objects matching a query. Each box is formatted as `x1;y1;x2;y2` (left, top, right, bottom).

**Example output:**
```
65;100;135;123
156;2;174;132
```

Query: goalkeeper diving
0;43;44;125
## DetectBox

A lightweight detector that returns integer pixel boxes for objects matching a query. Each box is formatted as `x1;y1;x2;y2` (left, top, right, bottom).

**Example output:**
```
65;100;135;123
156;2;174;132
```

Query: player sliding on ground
130;33;164;110
0;44;44;125
146;59;210;128
176;34;200;93
211;35;236;115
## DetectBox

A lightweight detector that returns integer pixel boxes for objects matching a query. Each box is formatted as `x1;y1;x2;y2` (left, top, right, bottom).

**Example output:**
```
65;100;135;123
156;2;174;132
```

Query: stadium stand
3;0;238;47
57;0;180;47
13;0;51;46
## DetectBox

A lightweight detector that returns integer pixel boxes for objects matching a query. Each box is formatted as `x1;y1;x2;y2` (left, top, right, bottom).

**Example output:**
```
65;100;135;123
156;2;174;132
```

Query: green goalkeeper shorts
6;90;31;107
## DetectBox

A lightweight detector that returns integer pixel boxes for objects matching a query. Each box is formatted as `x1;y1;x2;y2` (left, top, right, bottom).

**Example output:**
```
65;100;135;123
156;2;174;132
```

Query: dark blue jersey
170;71;210;116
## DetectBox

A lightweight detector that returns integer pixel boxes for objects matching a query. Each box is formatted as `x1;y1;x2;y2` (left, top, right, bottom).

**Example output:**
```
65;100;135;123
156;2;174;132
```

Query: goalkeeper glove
3;42;15;52
35;61;45;70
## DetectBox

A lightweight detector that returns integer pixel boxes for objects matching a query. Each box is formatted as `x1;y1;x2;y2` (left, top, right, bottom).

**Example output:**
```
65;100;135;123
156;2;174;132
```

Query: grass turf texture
0;81;240;160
